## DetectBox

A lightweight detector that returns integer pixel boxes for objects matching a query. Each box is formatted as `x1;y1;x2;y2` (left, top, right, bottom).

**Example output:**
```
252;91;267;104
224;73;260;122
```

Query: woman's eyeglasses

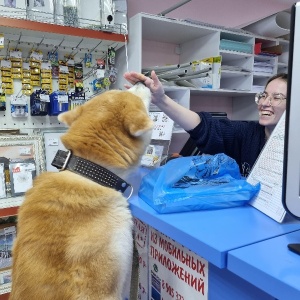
255;92;286;106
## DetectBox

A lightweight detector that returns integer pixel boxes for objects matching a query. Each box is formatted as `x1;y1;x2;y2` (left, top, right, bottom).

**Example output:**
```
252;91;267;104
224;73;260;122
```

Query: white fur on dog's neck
128;83;151;112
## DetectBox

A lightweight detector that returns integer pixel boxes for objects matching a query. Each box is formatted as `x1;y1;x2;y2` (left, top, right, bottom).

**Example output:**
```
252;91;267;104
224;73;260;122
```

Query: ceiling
126;0;296;29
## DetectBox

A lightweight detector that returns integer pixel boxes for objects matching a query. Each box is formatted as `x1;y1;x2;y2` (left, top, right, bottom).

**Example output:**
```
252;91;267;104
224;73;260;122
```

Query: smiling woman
124;71;287;177
255;73;287;140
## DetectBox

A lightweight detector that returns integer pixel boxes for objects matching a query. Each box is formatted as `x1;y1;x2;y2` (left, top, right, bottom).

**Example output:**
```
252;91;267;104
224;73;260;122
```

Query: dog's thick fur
10;84;153;300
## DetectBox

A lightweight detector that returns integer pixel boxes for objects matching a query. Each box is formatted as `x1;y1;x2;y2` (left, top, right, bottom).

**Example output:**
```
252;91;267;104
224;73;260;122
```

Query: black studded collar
51;150;132;195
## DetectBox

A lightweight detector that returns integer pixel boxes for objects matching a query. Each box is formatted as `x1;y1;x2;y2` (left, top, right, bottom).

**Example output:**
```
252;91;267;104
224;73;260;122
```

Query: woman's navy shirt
187;112;266;177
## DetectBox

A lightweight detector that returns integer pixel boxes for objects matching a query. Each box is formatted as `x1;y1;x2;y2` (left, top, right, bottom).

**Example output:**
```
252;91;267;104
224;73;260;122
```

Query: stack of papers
252;85;265;93
253;61;274;75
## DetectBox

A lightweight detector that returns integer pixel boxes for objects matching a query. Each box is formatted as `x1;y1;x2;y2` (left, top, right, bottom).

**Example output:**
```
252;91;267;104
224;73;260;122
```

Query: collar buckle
61;150;72;171
51;150;72;170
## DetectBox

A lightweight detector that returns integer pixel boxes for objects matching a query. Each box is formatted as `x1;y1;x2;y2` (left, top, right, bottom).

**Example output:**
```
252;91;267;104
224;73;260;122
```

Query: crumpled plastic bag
138;153;260;213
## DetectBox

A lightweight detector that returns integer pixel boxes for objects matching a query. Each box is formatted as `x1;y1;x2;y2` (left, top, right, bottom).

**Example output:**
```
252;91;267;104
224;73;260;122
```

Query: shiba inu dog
10;83;153;300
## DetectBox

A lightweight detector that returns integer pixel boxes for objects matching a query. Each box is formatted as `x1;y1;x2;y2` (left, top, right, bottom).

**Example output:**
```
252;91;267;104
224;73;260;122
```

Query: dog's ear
125;111;153;137
58;106;83;126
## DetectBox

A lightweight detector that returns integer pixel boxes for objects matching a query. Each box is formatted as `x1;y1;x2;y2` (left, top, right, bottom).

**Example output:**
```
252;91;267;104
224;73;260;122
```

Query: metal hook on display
74;38;84;50
25;35;45;60
82;68;96;81
14;32;22;51
69;38;84;56
158;0;192;16
51;37;66;54
15;88;23;98
5;40;10;59
25;43;36;61
88;40;103;54
26;35;45;61
35;35;45;51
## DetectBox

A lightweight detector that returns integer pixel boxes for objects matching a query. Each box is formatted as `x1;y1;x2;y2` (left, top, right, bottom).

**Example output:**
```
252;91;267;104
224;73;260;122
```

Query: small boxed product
188;56;221;89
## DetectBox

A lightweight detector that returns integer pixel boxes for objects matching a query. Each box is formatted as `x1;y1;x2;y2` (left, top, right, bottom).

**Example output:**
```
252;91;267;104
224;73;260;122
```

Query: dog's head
58;83;153;176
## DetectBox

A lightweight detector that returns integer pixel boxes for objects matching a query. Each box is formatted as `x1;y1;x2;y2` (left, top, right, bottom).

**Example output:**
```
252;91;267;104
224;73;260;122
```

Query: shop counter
129;195;300;268
227;230;300;299
128;169;300;299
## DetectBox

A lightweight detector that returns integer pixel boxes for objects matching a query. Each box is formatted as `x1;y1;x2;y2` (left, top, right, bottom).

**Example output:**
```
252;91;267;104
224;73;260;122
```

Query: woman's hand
123;70;166;105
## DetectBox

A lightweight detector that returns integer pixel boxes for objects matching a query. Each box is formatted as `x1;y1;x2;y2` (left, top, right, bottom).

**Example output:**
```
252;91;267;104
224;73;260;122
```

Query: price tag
58;94;68;103
96;69;105;78
48;138;59;146
40;94;50;102
18;147;32;156
10;95;28;105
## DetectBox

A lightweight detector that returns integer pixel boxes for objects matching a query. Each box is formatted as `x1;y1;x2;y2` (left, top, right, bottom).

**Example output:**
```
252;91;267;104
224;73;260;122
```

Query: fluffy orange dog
10;83;153;300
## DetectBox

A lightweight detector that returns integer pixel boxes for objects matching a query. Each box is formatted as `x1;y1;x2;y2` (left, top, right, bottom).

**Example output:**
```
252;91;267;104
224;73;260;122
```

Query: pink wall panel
127;0;295;28
142;40;180;68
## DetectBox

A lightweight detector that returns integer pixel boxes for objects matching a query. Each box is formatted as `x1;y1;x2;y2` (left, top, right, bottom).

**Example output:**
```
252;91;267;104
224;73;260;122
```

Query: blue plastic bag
138;154;260;213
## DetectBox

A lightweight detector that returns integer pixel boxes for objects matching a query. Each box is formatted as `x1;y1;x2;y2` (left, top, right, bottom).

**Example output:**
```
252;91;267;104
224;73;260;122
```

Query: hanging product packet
138;153;260;213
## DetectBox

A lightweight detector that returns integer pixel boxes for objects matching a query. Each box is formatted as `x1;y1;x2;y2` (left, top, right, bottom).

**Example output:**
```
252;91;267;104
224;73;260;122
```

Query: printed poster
134;218;209;300
134;217;149;300
149;227;208;300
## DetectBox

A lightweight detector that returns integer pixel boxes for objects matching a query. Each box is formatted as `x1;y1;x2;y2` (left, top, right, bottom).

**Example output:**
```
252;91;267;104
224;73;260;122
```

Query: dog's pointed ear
125;111;153;137
58;106;83;126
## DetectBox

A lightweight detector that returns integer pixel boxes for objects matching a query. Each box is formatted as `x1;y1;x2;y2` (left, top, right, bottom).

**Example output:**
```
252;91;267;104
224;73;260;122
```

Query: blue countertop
227;230;300;299
129;194;300;268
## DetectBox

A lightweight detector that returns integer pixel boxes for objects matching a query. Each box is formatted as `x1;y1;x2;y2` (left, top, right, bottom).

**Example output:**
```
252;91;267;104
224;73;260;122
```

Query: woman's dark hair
266;73;288;86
